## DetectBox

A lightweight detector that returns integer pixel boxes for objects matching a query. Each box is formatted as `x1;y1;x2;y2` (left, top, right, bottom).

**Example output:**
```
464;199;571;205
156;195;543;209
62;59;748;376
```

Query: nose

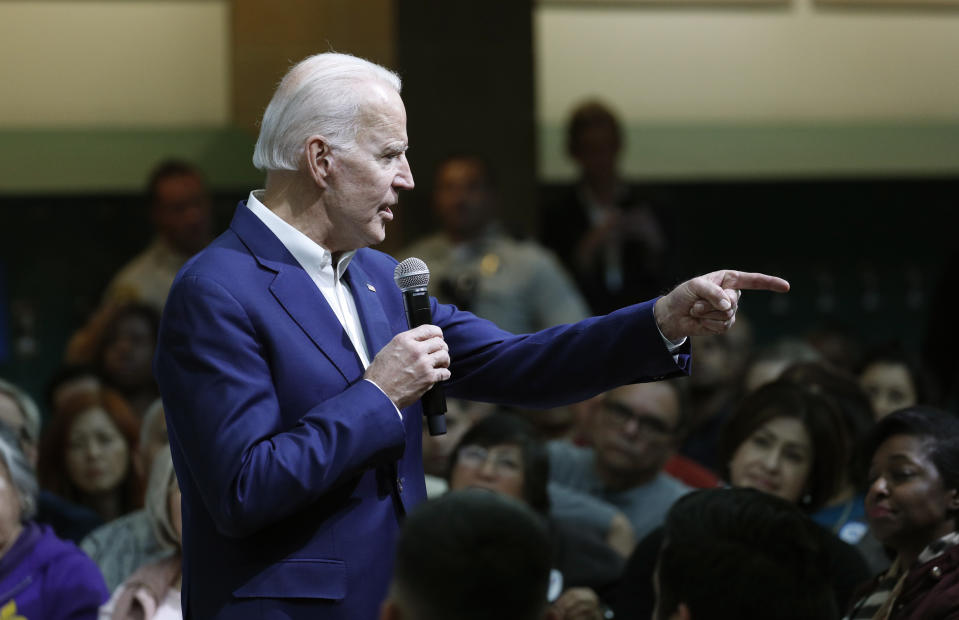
868;475;889;499
395;155;414;191
760;447;781;472
477;457;498;479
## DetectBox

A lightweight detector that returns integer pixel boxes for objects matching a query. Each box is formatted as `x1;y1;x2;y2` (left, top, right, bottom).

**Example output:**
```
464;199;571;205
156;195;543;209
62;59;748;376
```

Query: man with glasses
548;380;690;543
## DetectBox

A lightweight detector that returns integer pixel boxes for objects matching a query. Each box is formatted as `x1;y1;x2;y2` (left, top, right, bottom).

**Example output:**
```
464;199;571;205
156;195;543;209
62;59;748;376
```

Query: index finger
721;271;790;293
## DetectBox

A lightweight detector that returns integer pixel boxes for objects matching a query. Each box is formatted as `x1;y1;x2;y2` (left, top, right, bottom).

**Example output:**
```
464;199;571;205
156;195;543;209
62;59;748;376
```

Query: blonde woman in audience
100;448;182;619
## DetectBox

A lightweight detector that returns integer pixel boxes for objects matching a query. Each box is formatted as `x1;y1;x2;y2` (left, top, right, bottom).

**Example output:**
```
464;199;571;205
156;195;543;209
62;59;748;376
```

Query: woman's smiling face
866;434;959;552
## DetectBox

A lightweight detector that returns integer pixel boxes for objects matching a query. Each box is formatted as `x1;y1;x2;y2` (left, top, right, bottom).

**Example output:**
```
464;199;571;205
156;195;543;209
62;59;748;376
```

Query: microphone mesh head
394;257;430;291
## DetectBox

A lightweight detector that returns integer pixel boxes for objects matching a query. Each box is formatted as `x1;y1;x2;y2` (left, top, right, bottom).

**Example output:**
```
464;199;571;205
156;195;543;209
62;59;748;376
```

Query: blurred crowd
1;100;958;620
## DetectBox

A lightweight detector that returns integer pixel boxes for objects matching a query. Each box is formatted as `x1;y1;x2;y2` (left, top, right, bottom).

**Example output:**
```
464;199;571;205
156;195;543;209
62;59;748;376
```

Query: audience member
105;160;214;312
400;154;589;334
858;342;927;420
83;401;172;590
447;413;624;606
46;364;101;417
65;160;213;364
380;490;552;620
609;381;870;618
540;100;678;314
548;381;691;542
0;421;109;618
0;377;102;542
99;448;182;620
38;389;142;524
421;398;493;498
654;488;838;620
845;407;959;619
780;362;890;573
94;303;161;417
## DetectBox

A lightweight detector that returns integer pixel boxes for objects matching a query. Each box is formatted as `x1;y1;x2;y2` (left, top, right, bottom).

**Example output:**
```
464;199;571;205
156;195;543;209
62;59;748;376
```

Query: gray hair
0;378;41;444
0;423;38;521
146;447;179;551
252;52;402;172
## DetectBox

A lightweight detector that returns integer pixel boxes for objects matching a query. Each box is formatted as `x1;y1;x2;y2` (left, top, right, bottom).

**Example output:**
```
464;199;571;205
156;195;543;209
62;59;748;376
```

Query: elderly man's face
323;82;414;252
594;382;680;479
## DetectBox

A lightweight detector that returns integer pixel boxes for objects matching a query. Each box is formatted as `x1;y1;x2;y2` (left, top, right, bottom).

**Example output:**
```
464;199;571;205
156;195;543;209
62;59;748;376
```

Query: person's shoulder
395;233;447;263
80;509;150;551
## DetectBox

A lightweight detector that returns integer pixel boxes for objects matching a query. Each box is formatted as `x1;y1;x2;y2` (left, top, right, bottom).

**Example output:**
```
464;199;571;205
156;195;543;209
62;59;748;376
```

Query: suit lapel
230;203;363;383
344;260;394;358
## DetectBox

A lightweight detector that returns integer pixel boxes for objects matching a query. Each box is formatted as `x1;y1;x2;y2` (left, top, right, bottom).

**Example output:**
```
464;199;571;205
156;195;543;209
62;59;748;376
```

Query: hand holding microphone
363;258;449;435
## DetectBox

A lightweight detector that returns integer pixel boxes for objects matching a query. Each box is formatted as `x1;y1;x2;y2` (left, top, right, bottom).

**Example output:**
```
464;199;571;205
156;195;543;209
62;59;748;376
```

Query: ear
305;135;334;189
947;488;959;512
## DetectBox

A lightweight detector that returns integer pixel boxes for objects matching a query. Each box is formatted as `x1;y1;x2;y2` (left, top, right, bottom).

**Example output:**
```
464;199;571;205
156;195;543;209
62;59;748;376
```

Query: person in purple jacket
0;421;109;619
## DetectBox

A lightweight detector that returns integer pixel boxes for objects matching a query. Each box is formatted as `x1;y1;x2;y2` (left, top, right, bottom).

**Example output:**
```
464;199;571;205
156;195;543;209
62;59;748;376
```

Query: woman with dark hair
95;303;161;418
718;380;848;512
446;413;623;618
858;342;929;421
844;407;959;619
780;362;888;573
38;388;143;524
610;381;870;619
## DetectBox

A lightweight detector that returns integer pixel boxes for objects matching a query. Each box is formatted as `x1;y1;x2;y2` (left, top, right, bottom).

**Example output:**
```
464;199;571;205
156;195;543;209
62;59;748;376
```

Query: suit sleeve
155;274;406;538
438;297;690;408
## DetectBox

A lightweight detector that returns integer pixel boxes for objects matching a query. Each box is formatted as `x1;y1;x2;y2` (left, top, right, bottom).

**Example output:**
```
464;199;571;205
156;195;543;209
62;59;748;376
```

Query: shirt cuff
363;379;403;420
656;322;687;353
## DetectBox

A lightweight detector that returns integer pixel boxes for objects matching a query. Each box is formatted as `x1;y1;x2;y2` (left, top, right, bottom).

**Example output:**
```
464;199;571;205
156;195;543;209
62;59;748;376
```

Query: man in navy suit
154;52;788;620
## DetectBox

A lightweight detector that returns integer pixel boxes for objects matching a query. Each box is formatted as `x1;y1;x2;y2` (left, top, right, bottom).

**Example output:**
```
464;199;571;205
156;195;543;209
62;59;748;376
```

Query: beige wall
0;1;230;127
536;0;959;124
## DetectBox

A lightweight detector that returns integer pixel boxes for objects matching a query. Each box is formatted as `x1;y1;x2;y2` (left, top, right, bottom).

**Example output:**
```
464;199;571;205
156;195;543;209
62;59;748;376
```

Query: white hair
0;424;38;521
0;378;41;444
252;52;403;172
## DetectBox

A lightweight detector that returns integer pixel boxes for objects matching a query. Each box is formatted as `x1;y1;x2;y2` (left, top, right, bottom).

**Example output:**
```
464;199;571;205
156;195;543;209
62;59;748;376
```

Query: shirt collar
246;190;356;280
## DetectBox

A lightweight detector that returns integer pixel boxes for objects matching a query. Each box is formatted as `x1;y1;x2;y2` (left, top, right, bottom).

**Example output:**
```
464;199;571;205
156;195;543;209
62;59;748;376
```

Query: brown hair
37;388;143;515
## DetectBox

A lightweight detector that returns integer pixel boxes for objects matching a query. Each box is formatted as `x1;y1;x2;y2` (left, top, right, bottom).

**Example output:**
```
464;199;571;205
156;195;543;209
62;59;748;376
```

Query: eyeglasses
456;445;523;475
602;402;675;438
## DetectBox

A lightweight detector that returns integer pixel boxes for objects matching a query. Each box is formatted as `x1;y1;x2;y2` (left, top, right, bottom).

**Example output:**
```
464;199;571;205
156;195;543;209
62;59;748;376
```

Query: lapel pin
367;283;376;292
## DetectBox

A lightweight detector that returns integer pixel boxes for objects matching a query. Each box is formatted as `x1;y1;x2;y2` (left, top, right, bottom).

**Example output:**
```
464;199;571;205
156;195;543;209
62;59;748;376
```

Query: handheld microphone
393;257;447;436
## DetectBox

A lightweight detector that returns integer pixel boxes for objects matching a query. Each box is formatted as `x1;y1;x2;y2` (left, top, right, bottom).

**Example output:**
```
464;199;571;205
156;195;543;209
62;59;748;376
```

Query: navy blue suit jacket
154;203;690;620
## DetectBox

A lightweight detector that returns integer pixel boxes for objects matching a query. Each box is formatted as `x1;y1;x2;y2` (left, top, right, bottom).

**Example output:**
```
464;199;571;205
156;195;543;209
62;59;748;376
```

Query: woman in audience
95;303;161;418
447;413;622;619
858;343;927;420
100;448;182;619
38;388;142;523
780;362;889;573
611;381;870;618
844;407;959;619
0;422;109;617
